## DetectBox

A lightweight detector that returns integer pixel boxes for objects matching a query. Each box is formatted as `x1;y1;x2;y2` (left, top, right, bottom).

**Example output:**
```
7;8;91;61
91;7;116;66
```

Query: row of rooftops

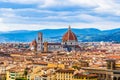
40;69;97;78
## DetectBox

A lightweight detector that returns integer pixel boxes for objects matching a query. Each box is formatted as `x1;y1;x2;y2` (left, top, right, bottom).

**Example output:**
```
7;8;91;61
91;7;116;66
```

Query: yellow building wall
56;72;97;80
6;71;10;80
28;66;42;80
116;64;120;67
56;72;73;80
74;77;97;80
10;54;21;57
48;63;65;69
47;74;56;80
6;71;24;80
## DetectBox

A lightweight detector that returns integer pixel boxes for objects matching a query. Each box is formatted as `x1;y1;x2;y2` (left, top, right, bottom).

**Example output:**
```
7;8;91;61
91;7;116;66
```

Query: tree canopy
15;77;27;80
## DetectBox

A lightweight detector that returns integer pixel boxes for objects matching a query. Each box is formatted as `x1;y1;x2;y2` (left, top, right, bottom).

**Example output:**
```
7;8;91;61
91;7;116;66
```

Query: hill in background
0;28;120;43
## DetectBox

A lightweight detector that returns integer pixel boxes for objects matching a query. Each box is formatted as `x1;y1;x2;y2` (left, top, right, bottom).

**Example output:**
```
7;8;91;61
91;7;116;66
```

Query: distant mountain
0;28;120;42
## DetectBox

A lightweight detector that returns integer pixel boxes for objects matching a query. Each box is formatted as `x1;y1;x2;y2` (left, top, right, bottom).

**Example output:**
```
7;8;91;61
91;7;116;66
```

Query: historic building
30;26;80;52
30;39;37;52
62;26;79;51
82;59;120;80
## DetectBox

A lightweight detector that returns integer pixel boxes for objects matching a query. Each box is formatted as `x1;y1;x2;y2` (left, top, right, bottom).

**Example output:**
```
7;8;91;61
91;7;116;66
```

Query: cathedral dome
62;26;78;42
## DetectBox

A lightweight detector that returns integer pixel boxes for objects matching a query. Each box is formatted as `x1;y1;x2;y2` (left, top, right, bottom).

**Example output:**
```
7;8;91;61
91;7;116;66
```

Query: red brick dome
62;26;77;42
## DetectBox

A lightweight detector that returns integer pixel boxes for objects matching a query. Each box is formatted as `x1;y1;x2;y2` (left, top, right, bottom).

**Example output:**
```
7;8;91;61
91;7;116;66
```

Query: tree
72;66;80;70
16;77;27;80
24;67;29;78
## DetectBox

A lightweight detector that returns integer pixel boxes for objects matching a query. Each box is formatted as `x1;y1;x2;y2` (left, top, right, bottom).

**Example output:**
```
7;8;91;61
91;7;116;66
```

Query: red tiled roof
107;56;120;59
56;69;75;73
62;26;77;42
33;61;48;65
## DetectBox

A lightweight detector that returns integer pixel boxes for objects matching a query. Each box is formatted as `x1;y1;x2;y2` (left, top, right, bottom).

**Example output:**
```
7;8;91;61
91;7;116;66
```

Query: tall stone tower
43;42;48;52
37;32;43;52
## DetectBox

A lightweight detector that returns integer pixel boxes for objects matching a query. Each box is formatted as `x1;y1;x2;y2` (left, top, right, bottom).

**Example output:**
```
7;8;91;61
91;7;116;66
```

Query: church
30;26;80;52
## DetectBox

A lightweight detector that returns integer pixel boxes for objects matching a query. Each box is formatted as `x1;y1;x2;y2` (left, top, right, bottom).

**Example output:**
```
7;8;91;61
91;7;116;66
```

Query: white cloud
37;0;99;8
75;14;104;22
0;7;119;31
0;22;67;31
0;24;10;31
39;0;120;16
0;18;3;22
0;18;120;32
0;0;120;31
1;0;120;16
69;0;98;7
94;0;120;16
0;8;16;17
0;0;44;4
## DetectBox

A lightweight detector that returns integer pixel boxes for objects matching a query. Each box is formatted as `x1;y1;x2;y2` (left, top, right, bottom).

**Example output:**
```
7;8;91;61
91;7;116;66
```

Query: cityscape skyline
0;28;120;80
0;0;120;31
0;1;120;80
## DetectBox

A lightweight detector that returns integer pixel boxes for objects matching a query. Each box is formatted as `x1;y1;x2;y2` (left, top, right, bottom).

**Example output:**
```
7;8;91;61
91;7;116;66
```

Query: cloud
0;7;120;31
0;0;120;31
94;0;120;16
0;21;68;31
0;8;16;18
0;20;120;32
0;18;12;31
0;8;104;24
1;0;120;16
0;0;43;4
0;18;3;22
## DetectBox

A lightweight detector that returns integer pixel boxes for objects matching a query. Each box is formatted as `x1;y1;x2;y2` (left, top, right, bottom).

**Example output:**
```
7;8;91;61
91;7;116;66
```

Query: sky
0;0;120;31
